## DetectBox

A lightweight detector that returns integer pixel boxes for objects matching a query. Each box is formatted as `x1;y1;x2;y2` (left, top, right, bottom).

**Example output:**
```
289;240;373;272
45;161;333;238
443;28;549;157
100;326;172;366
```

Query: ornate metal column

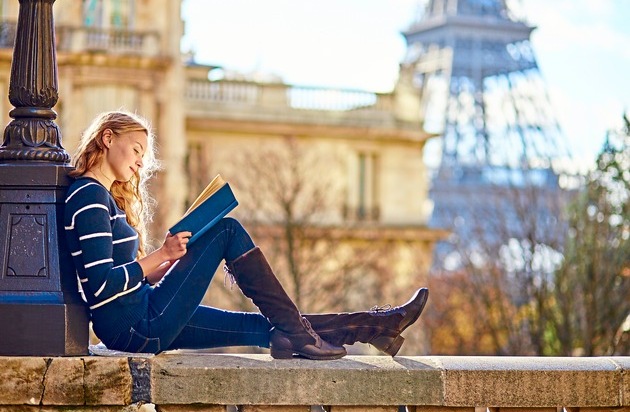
0;0;88;355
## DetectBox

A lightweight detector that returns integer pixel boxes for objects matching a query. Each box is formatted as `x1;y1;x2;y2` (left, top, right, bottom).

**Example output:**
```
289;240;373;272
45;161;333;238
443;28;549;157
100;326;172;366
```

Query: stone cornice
186;117;434;145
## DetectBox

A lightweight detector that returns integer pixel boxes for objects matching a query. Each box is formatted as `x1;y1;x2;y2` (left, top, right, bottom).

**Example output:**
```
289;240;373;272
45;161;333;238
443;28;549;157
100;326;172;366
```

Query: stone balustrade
183;79;407;129
185;79;393;112
0;20;161;56
1;354;628;411
55;25;161;56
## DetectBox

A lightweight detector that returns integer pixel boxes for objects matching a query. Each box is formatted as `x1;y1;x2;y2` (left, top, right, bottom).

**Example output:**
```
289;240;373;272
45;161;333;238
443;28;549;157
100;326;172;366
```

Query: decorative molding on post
0;0;88;356
0;0;69;163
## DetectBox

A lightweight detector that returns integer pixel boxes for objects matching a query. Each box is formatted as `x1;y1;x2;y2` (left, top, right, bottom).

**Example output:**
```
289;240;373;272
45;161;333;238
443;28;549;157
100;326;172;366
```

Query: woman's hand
160;231;191;261
145;259;177;285
137;231;191;280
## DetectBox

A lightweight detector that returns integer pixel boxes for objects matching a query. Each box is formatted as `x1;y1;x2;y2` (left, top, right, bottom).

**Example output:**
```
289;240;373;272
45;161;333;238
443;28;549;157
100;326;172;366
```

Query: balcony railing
185;79;395;113
186;79;260;105
2;355;628;411
0;20;160;56
55;25;160;56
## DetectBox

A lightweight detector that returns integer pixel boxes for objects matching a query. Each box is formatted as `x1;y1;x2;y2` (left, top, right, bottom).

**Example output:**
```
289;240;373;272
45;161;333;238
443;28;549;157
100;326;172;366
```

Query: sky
181;0;630;172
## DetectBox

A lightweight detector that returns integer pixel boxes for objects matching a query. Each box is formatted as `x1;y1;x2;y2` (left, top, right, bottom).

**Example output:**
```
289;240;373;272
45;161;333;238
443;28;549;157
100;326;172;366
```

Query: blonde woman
64;110;429;359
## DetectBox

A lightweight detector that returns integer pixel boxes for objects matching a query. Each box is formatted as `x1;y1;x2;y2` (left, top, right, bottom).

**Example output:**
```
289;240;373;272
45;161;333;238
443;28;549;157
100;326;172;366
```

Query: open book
169;174;238;244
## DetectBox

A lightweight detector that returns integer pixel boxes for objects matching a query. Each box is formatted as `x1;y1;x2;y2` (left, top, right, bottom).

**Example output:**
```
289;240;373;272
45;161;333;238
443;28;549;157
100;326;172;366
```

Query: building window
347;152;380;221
0;1;7;20
83;0;134;29
83;0;103;27
111;0;135;29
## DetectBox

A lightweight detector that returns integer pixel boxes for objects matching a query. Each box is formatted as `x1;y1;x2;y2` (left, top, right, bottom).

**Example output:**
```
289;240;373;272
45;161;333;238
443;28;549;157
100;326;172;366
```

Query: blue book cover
169;175;238;244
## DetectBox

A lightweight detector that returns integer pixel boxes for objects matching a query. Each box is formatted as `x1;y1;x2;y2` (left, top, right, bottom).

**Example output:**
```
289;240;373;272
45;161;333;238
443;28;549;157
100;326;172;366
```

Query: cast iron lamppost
0;0;88;355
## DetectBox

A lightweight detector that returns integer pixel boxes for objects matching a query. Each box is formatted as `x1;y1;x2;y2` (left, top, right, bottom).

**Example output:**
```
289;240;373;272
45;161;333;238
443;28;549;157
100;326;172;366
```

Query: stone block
410;408;475;412
156;406;226;412
151;354;442;406
428;356;621;407
495;409;557;412
0;357;47;405
0;406;144;412
611;356;630;406
330;407;398;412
578;409;630;412
42;357;85;405
240;406;310;412
84;357;133;405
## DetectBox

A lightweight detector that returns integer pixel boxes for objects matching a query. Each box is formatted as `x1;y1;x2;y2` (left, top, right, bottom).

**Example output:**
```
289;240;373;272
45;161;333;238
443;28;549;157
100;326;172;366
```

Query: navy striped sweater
64;177;149;342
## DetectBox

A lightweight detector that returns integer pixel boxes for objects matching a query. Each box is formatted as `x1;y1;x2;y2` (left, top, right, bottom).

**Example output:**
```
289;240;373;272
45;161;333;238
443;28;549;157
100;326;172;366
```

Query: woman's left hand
145;259;177;285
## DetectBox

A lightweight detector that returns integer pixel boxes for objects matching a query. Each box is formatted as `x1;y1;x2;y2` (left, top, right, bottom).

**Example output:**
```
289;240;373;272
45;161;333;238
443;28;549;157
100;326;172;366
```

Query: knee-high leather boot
225;247;347;360
304;288;429;356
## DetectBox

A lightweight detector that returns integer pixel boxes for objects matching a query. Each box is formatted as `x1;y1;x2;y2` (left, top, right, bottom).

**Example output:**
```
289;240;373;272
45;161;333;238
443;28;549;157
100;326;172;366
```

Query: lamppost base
0;163;89;356
0;296;88;356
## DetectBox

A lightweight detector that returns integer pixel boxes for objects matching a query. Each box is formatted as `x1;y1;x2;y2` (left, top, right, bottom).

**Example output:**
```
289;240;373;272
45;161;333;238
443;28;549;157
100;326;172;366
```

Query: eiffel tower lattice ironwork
403;0;571;242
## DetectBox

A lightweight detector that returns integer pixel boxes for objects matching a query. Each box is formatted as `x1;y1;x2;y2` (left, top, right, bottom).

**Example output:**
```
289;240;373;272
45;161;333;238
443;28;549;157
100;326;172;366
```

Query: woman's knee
221;216;245;232
221;217;255;260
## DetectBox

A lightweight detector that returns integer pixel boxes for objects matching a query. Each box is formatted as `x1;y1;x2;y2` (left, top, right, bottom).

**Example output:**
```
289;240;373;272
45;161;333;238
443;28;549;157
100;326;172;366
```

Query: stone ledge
1;355;628;408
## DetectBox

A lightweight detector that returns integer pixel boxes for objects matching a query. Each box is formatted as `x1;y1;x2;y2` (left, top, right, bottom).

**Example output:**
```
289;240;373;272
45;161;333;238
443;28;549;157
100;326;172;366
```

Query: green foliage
552;113;630;355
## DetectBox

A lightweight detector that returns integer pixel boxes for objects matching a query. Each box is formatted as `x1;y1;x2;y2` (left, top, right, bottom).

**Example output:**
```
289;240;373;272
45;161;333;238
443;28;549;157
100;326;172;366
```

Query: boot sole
371;288;429;356
271;347;347;360
399;288;429;332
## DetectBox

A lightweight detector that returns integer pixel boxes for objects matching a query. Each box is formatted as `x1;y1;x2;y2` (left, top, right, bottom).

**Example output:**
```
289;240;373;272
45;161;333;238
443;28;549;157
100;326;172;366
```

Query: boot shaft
226;247;305;335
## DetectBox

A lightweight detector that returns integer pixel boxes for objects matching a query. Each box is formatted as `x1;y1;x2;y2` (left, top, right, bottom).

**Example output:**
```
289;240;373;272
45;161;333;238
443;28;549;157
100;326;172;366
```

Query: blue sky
181;0;630;171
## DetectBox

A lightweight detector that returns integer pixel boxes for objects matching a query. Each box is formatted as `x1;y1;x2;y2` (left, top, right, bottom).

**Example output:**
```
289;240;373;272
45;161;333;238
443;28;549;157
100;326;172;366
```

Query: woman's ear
101;129;113;149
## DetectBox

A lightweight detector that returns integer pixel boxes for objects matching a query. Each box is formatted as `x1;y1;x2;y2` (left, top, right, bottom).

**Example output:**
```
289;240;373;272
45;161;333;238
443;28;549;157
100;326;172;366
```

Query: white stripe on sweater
65;204;109;230
84;258;113;269
89;281;143;310
76;276;88;303
113;235;138;245
123;265;129;291
65;182;100;204
94;280;107;297
79;232;112;241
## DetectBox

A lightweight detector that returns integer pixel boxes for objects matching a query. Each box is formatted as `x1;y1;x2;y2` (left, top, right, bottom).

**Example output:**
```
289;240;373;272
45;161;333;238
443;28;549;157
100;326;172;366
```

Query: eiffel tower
402;0;571;260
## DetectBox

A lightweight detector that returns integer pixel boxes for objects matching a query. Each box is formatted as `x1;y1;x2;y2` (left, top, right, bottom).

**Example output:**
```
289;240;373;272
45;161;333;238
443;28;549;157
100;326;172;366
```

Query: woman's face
103;130;148;182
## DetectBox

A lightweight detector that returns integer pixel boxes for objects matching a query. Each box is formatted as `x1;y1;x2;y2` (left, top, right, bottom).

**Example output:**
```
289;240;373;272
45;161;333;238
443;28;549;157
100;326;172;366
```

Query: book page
183;174;226;217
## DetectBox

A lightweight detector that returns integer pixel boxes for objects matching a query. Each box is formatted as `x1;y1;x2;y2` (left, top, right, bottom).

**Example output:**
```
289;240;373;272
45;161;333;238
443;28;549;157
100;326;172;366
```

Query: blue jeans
107;217;272;353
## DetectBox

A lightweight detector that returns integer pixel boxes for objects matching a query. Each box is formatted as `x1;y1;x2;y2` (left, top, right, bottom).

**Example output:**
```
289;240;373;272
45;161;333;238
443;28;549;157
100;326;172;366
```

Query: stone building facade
0;0;446;354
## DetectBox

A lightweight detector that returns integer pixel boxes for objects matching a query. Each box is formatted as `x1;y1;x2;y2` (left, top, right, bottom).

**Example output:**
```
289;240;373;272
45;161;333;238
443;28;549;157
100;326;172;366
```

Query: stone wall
1;354;628;411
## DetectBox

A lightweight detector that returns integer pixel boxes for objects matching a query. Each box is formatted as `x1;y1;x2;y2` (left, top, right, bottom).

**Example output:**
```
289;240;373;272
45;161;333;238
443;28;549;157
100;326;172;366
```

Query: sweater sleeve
65;183;144;307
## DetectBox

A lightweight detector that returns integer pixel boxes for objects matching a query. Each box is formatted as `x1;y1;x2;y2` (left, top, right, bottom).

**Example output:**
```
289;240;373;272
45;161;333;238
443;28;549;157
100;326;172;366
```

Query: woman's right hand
160;231;192;261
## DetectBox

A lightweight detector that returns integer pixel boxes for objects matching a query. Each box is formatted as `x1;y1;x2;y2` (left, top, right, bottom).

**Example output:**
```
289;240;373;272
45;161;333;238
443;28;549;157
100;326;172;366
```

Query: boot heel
270;331;295;359
371;334;405;356
270;346;294;359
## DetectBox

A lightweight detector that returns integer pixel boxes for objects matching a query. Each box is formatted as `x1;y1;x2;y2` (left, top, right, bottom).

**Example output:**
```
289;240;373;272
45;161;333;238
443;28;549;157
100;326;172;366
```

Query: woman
64;110;429;359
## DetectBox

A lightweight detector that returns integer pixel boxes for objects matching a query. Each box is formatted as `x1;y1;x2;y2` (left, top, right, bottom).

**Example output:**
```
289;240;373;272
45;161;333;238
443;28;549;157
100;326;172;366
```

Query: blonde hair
70;110;159;258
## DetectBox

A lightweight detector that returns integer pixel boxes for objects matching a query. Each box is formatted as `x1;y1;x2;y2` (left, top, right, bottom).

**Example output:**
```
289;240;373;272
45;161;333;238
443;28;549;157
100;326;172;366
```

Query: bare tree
429;115;629;356
202;137;399;320
428;170;571;355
